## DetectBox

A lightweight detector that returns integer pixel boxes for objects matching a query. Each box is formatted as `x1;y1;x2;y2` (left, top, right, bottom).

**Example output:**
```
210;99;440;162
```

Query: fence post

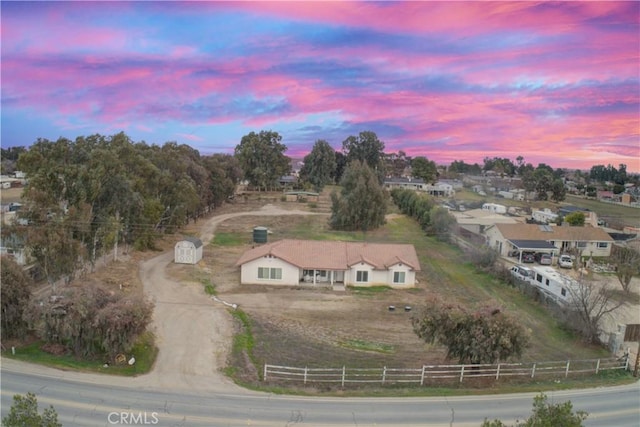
304;366;308;385
460;365;465;383
382;366;387;385
595;359;600;375
264;364;268;381
420;365;426;386
565;360;571;378
496;363;501;380
342;366;346;388
531;363;536;378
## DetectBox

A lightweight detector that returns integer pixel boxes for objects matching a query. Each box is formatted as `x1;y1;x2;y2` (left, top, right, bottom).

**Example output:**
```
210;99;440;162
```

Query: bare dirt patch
0;186;24;204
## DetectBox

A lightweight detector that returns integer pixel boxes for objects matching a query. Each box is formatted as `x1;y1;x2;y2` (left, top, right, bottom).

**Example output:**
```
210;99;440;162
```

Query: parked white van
510;265;534;283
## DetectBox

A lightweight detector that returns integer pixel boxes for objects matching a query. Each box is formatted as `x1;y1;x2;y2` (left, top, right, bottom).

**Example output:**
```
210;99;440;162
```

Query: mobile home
530;266;580;305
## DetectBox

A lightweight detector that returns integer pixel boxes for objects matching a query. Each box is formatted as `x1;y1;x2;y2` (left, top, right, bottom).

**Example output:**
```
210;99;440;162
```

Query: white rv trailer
530;266;580;305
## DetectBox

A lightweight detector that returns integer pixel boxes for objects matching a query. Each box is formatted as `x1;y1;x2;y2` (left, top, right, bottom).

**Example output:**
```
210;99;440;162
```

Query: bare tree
610;246;640;293
566;275;625;344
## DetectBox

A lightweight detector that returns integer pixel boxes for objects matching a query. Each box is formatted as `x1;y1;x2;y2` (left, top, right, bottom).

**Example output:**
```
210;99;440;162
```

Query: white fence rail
264;357;628;386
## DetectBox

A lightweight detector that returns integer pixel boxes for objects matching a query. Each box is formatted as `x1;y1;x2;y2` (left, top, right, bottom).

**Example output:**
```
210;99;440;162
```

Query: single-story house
532;208;559;224
174;237;203;265
452;208;519;234
425;181;455;197
279;175;298;187
484;223;614;259
498;189;525;201
384;177;425;192
482;203;507;214
235;239;421;288
558;206;600;227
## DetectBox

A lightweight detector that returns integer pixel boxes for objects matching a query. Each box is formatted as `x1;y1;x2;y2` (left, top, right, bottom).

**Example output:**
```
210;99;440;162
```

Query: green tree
550;178;566;202
483;157;516;177
203;153;242;207
342;131;386;182
235;130;290;190
1;256;33;340
384;150;411;177
329;160;387;231
299;139;336;191
482;393;588;427
533;168;553;200
449;160;482;175
565;212;585;226
412;300;529;364
332;151;347;184
411;156;438;183
427;207;456;241
2;392;61;427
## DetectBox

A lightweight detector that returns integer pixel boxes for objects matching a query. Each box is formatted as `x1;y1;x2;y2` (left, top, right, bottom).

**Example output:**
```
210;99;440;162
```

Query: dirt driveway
135;204;326;392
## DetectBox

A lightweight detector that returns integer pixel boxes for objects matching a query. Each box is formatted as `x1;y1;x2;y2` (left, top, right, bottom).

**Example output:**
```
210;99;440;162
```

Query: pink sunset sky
1;1;639;172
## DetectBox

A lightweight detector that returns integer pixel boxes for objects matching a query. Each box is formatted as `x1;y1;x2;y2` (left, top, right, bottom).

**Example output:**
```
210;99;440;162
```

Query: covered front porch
300;268;345;285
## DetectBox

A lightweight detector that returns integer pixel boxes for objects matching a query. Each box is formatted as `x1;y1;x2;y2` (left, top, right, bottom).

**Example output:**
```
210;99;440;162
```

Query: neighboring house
279;175;298;187
498;189;525;201
174;237;203;265
558;206;599;227
482;203;507;214
485;223;614;259
437;179;464;190
425;181;455;197
235;239;421;288
532;208;559;224
0;233;29;265
383;177;425;192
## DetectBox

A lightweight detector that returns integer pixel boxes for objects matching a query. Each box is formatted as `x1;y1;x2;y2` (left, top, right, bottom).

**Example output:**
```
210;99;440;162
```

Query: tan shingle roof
235;239;421;271
494;223;614;242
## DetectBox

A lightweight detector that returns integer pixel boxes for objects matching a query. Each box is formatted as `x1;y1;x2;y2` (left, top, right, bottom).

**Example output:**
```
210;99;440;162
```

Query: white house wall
484;227;509;256
386;262;416;288
240;256;299;285
346;261;415;287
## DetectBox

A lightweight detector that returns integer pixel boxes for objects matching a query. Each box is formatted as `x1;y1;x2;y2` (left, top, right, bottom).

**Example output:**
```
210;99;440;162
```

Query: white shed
174;237;203;265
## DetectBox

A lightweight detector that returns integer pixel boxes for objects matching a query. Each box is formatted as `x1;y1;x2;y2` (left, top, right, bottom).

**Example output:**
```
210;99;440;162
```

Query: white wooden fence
264;357;628;386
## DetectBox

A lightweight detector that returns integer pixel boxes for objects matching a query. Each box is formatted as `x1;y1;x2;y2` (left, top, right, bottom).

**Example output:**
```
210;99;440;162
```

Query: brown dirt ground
27;193;640;390
104;196;445;383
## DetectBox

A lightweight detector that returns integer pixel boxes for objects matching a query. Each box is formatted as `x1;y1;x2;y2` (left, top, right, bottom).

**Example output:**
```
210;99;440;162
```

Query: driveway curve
137;204;326;392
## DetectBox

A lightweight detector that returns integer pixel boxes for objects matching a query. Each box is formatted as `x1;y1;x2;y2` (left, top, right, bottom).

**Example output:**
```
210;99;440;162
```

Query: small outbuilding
174;237;203;265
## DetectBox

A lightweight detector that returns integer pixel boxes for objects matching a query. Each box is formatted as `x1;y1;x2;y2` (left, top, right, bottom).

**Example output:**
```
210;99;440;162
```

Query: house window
597;242;608;248
356;271;369;282
393;271;406;284
258;267;282;280
576;241;587;248
561;288;567;297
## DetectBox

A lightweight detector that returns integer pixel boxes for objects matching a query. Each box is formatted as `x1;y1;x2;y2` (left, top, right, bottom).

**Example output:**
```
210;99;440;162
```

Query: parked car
510;265;534;283
535;253;552;265
522;252;535;263
558;254;573;269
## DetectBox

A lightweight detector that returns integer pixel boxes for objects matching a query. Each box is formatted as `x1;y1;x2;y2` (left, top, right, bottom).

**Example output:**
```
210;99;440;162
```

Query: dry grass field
0;187;23;204
29;192;624;390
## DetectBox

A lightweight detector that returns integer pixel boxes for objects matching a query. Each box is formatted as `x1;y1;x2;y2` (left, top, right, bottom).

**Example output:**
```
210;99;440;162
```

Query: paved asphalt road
1;360;638;427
